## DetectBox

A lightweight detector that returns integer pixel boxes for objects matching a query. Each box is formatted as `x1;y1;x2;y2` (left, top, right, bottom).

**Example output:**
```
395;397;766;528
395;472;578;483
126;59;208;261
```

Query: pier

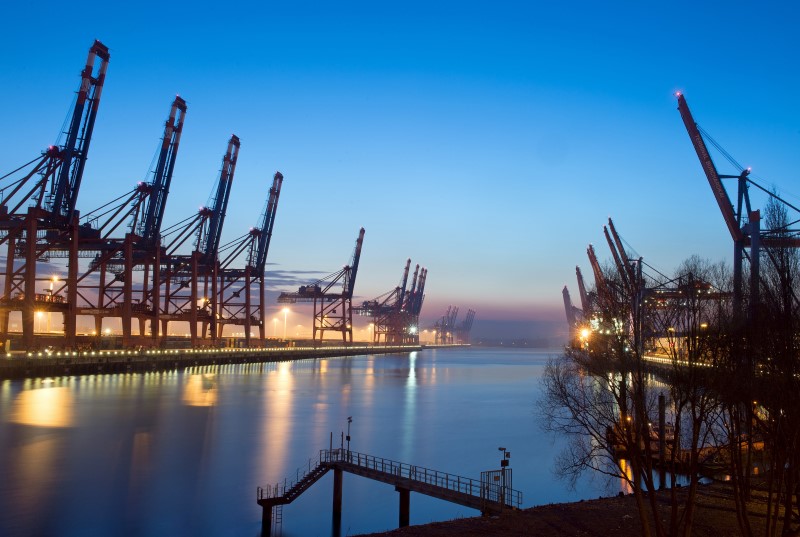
257;448;522;536
0;344;424;380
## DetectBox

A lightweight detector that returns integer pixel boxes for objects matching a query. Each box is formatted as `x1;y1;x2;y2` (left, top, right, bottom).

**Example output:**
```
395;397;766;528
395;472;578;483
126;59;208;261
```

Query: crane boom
576;266;590;314
677;93;744;242
139;96;187;246
251;171;283;274
587;245;609;303
563;286;576;327
397;258;411;311
603;224;632;293
49;40;110;223
200;135;240;262
405;264;420;312
412;268;427;314
344;227;365;299
607;218;636;286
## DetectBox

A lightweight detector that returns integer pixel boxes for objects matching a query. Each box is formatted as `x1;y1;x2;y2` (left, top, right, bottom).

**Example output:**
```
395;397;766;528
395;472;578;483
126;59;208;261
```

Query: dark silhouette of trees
541;260;729;537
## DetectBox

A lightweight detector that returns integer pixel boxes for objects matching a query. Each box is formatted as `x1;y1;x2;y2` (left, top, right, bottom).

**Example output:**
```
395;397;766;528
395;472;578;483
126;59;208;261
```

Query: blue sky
1;1;798;338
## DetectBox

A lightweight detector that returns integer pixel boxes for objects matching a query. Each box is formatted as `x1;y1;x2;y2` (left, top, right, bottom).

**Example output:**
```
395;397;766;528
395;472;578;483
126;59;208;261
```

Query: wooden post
396;486;410;527
332;468;343;537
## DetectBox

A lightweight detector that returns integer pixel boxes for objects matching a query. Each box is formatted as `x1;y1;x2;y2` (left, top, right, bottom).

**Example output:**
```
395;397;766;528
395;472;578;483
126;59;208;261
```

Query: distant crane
356;259;427;344
278;228;365;344
0;41;110;349
434;306;459;345
455;309;476;344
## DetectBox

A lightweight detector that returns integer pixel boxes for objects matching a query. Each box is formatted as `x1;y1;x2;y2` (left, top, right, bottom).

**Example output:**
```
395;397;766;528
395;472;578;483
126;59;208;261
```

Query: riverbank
0;344;438;380
356;481;769;536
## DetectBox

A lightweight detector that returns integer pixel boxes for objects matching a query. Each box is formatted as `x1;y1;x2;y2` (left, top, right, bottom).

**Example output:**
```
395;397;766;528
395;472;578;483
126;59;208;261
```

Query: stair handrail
257;453;328;501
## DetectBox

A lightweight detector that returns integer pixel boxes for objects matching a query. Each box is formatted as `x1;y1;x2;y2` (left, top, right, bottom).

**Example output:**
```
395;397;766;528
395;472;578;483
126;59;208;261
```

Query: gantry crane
355;259;410;344
434;305;458;344
677;93;800;319
355;259;426;344
159;135;239;346
216;171;283;346
405;267;427;343
278;228;365;344
65;96;187;347
0;40;110;349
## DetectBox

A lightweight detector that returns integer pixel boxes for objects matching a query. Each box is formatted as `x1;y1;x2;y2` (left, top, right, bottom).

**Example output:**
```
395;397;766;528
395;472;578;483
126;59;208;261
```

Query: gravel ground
356;481;772;536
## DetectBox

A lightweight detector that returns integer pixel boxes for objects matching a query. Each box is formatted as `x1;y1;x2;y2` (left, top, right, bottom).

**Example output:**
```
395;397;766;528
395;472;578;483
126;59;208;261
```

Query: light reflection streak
182;374;218;407
362;356;375;408
402;352;418;455
258;361;294;482
619;458;634;495
10;387;74;428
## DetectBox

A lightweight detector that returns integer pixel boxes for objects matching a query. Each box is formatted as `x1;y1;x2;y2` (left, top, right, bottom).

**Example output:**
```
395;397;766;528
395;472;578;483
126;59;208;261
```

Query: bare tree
542;258;734;537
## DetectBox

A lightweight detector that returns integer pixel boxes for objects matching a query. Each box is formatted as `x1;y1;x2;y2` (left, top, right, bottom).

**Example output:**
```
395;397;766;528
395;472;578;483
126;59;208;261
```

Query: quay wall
0;345;428;380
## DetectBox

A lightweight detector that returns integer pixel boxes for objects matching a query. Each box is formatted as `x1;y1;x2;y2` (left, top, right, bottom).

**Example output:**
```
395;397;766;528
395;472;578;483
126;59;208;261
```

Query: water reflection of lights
407;353;417;389
402;352;418;456
258;361;295;482
10;387;75;428
362;356;375;407
182;374;218;407
619;458;634;495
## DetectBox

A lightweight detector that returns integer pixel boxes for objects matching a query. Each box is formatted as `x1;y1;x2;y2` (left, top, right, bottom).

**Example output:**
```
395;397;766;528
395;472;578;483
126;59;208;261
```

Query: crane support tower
0;41;110;350
278;228;365;345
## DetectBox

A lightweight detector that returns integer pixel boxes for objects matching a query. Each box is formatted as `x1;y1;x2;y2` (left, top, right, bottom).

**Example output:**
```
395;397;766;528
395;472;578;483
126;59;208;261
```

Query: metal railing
320;448;523;509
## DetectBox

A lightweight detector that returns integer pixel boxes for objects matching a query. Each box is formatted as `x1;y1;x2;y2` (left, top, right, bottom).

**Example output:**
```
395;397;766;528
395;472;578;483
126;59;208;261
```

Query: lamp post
272;318;278;338
498;447;510;510
282;307;289;340
346;416;352;455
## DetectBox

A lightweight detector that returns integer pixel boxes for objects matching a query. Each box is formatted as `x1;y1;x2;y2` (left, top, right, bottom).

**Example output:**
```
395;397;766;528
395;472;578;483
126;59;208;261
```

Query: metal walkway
257;448;522;535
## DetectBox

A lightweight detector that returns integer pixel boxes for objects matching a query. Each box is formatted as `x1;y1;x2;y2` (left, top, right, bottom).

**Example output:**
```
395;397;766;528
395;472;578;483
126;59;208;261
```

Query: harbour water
0;347;614;536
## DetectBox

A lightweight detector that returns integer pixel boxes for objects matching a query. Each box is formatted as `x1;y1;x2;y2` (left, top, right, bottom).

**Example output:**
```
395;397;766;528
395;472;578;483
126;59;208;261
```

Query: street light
282;307;289;340
272;318;278;337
